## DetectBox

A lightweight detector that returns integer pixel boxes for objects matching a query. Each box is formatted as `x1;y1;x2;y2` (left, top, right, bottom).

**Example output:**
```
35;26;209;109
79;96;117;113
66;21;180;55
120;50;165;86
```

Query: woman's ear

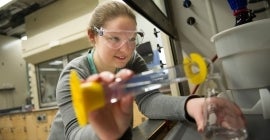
88;30;96;44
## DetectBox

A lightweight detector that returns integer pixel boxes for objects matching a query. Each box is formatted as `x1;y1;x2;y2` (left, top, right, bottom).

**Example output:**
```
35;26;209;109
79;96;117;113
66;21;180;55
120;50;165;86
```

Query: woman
48;1;245;140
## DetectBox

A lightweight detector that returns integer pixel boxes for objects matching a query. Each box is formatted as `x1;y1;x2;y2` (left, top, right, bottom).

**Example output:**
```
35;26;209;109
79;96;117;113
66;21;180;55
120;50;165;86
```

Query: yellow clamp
183;53;207;85
70;70;105;127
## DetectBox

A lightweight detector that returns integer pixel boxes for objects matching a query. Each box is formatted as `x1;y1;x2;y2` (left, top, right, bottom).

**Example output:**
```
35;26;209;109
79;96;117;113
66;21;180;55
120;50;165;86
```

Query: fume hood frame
123;0;190;95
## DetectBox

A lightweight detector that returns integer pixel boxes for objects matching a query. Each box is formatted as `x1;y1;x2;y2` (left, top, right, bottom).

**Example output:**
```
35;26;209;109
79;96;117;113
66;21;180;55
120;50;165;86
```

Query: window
68;49;89;62
37;57;63;107
36;49;89;108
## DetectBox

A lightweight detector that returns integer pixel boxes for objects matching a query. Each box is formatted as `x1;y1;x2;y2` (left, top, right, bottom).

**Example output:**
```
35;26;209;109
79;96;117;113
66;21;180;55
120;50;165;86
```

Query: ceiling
0;0;58;38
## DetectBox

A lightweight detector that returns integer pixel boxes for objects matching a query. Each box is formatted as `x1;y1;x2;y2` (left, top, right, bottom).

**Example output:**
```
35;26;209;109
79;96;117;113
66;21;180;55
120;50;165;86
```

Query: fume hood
124;0;270;139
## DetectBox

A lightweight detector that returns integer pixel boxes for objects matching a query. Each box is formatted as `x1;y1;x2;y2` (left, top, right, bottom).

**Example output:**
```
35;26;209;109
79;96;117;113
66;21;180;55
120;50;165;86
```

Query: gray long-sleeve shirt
48;52;191;140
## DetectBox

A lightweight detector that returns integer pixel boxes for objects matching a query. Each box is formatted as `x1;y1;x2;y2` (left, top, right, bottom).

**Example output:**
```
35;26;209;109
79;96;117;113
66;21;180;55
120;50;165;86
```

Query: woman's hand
86;69;134;140
186;97;246;133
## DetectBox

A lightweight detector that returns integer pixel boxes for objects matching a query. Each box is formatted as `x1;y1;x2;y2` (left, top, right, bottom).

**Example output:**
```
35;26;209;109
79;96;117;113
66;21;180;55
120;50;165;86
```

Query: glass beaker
200;73;248;140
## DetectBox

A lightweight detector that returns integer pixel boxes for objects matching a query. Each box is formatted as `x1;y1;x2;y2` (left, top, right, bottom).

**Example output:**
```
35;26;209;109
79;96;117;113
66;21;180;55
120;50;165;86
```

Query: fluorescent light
49;60;63;66
0;0;13;9
21;35;27;40
40;68;63;71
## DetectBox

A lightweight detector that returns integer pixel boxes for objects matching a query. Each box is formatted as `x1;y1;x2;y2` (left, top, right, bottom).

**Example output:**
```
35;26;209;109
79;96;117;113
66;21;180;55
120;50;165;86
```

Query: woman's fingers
186;97;205;132
115;69;134;81
85;71;115;84
120;95;133;114
85;69;134;84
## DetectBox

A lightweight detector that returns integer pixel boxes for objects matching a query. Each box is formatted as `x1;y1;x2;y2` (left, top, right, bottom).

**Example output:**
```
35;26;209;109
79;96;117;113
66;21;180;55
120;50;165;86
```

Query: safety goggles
93;26;144;49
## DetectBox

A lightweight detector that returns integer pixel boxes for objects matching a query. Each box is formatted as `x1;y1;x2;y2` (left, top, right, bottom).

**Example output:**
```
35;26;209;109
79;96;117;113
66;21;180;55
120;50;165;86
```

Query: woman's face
93;16;137;72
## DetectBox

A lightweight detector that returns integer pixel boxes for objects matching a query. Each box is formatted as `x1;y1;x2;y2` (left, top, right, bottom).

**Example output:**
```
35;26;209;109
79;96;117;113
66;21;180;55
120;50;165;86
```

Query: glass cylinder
199;73;248;140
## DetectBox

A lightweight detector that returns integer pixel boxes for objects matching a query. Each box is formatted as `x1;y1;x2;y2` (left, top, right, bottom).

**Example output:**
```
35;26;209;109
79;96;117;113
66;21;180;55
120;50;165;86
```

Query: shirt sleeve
129;52;192;121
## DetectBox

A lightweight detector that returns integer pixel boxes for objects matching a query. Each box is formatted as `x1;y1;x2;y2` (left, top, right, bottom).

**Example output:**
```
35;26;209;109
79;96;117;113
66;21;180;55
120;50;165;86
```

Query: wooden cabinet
0;104;146;139
0;108;57;140
133;102;147;127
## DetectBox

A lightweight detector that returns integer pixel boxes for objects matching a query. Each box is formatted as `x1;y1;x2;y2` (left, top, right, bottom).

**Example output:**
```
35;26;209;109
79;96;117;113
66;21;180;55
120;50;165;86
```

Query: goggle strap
93;26;104;36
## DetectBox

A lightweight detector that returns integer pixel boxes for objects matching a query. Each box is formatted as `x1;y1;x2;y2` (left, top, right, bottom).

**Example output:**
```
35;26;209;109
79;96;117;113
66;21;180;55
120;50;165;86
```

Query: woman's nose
118;40;133;51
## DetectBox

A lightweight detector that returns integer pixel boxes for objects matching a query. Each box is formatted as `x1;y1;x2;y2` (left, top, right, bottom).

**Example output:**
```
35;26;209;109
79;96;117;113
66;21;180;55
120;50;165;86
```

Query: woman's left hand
186;97;246;133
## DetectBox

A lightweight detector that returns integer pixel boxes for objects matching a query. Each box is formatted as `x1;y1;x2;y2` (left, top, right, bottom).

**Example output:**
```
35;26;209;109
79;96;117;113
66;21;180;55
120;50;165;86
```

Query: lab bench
132;119;202;140
134;115;270;140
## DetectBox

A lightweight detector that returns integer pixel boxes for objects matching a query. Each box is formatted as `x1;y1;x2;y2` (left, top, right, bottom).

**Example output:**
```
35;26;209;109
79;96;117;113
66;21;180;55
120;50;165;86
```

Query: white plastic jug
211;18;270;90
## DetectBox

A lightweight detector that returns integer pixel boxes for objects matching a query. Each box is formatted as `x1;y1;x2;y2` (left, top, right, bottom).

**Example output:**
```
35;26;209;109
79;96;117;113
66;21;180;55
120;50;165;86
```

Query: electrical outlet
36;114;47;123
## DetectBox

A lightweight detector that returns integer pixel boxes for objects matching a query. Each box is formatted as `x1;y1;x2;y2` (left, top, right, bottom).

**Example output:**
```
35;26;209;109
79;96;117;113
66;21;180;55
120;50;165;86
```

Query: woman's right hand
86;69;134;140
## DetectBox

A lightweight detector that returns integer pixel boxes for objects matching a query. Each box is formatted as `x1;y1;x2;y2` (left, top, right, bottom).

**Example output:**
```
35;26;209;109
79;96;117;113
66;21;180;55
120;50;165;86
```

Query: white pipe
260;89;270;119
205;0;219;35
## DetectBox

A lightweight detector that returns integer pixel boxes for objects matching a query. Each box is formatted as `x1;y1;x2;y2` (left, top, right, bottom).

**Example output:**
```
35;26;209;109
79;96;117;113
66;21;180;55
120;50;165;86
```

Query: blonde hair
88;1;136;33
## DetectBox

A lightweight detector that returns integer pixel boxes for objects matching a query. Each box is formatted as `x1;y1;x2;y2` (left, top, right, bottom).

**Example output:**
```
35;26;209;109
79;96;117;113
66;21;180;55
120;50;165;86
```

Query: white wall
0;35;28;109
171;0;270;60
22;0;98;64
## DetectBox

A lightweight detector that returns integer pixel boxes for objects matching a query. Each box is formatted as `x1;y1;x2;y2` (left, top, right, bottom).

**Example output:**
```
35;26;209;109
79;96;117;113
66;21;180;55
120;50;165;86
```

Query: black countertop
132;119;202;140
